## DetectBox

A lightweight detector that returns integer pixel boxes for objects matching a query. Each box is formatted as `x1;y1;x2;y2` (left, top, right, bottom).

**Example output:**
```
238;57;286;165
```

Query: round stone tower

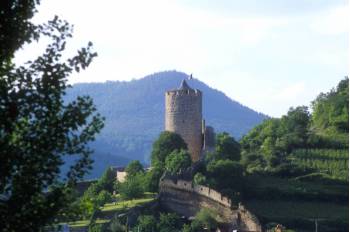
165;79;203;162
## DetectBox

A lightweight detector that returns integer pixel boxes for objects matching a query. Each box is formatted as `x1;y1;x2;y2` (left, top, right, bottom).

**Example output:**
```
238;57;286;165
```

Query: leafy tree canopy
135;215;157;232
0;1;104;230
118;173;144;200
0;0;40;63
312;77;349;135
241;106;311;168
96;190;112;207
190;208;218;232
208;132;241;162
98;167;116;193
165;149;192;175
109;217;126;232
144;162;164;192
158;213;181;232
216;132;241;160
134;213;183;232
206;159;244;192
151;131;187;167
240;78;349;176
125;160;144;177
193;172;207;186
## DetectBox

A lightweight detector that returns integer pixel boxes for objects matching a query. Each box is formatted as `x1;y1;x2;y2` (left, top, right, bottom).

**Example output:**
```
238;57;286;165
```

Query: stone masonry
159;176;262;232
165;79;213;162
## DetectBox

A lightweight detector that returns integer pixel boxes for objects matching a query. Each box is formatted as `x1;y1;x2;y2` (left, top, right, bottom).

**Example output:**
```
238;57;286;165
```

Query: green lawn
68;219;109;228
66;192;156;227
101;192;156;212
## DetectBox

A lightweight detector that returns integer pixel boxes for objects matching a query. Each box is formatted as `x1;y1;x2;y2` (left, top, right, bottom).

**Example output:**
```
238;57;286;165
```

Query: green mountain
66;71;268;178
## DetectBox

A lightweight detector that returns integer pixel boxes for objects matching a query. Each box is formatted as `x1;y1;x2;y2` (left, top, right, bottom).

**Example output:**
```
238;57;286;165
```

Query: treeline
240;77;349;180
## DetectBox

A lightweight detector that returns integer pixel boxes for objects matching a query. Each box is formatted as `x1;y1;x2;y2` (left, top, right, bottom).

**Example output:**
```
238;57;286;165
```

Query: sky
15;0;349;117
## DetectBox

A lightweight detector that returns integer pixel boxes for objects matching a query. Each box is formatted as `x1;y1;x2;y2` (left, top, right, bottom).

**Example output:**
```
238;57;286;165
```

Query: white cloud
275;82;306;101
13;0;349;117
310;5;349;35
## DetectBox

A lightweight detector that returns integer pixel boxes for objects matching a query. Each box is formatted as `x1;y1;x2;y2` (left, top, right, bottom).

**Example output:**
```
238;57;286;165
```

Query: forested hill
241;77;349;179
240;78;348;231
66;71;267;177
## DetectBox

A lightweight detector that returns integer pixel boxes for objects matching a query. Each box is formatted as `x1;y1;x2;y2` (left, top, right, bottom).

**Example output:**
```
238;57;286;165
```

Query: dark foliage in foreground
0;1;103;231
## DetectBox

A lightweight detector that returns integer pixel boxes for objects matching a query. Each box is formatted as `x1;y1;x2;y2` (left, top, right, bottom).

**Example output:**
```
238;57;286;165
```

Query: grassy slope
66;193;156;228
101;193;156;212
243;175;348;232
246;200;348;221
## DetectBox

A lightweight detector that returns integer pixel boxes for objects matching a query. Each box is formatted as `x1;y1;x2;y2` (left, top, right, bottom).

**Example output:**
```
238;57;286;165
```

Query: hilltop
57;77;348;232
65;71;268;178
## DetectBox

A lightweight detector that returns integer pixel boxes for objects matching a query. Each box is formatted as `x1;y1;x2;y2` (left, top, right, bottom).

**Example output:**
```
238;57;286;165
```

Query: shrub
191;208;218;231
96;190;112;207
165;149;192;175
135;215;157;232
118;173;144;200
193;173;207;185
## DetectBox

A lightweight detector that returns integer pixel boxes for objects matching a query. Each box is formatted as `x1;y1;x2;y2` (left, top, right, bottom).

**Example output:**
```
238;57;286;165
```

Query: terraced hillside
244;175;348;232
240;78;349;232
291;149;348;181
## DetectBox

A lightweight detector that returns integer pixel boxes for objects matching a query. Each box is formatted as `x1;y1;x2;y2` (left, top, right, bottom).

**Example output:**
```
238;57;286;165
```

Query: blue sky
15;0;349;117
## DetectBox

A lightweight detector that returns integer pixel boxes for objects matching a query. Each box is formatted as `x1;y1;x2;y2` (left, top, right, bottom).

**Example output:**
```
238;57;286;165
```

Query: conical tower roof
178;79;192;90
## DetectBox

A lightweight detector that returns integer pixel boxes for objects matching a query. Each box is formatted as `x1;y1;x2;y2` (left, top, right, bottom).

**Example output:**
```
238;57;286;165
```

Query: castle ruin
165;79;214;162
159;174;262;232
162;79;262;232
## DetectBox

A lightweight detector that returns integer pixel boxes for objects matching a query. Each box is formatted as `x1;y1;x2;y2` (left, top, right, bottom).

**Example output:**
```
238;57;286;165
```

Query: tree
144;163;164;192
135;215;157;232
109;217;126;232
55;188;85;222
191;208;218;232
125;160;144;177
148;131;187;192
207;159;243;192
165;149;192;175
0;2;104;231
215;132;241;161
280;106;310;151
151;131;187;167
118;173;144;200
0;0;40;64
182;223;193;232
311;77;349;140
98;167;117;193
96;190;112;207
240;107;310;169
88;223;105;232
158;213;181;232
193;172;207;185
240;152;265;174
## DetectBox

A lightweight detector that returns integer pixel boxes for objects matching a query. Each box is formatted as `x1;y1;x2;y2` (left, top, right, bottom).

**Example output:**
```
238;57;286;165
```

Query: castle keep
161;79;262;232
165;79;214;162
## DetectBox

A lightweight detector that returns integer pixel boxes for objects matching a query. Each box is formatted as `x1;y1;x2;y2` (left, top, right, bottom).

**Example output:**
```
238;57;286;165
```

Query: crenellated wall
160;178;232;208
159;177;262;232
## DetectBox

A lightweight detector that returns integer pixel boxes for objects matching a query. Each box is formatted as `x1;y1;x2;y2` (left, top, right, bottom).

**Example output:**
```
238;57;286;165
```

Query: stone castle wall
238;204;262;232
165;89;203;161
159;177;262;232
160;178;232;207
